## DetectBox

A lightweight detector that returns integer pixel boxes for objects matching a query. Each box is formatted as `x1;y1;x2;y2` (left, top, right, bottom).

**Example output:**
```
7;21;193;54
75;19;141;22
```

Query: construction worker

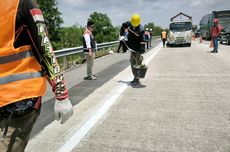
121;14;145;85
117;22;128;53
144;28;150;49
161;29;167;47
210;19;222;53
83;20;97;80
0;0;73;151
149;28;153;47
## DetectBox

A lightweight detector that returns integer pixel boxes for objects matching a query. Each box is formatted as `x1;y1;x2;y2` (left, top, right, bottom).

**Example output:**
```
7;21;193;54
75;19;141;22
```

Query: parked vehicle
194;29;201;38
215;10;230;44
200;10;230;41
220;25;230;45
167;12;193;47
199;14;212;40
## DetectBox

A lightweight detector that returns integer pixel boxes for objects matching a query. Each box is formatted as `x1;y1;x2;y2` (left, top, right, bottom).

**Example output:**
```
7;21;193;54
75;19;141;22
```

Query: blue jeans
213;36;218;52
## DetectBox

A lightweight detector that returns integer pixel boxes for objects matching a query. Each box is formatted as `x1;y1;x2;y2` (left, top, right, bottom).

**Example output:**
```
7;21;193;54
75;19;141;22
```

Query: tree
154;26;163;36
37;0;63;42
144;22;163;36
144;22;155;32
88;12;118;43
57;25;84;48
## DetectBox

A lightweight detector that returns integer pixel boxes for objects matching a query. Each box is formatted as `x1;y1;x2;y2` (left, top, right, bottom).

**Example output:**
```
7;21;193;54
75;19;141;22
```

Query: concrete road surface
26;40;230;152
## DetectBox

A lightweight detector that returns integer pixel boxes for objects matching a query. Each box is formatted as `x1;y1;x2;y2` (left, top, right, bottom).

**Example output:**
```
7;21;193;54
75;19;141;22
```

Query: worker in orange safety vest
161;29;167;47
0;0;73;151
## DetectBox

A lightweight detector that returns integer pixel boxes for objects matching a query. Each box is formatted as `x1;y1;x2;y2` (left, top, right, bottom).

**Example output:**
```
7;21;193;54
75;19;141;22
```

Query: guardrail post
109;47;112;53
63;56;68;69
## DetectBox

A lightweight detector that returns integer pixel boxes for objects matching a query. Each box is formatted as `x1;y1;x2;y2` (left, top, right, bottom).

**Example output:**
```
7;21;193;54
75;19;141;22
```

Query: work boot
91;74;97;79
84;75;96;80
211;50;218;53
130;78;140;85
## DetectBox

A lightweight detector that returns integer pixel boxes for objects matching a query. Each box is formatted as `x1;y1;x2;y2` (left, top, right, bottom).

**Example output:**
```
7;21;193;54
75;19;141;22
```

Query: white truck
167;12;193;47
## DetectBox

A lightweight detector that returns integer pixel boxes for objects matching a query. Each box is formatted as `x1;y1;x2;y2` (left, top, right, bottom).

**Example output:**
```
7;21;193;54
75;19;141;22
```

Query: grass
57;46;118;70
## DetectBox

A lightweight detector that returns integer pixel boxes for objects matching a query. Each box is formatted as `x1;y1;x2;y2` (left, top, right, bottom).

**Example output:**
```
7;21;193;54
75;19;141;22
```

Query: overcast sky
57;0;230;28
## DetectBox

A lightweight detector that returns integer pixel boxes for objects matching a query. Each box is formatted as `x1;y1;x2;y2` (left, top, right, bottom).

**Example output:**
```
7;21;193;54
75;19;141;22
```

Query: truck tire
227;38;230;45
227;37;230;45
166;43;170;47
220;38;223;44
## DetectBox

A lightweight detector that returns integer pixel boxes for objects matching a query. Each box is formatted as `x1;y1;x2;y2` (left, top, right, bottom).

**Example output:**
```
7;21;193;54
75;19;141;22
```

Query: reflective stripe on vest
0;50;33;64
0;71;43;85
0;0;46;107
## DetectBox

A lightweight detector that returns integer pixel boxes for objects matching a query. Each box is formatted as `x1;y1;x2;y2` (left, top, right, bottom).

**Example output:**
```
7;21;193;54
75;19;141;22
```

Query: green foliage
37;0;63;42
88;12;119;43
58;25;84;48
144;22;155;31
144;22;163;36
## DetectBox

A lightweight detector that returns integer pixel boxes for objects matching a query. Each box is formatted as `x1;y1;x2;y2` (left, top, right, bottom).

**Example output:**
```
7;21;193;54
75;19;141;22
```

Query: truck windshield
170;22;192;31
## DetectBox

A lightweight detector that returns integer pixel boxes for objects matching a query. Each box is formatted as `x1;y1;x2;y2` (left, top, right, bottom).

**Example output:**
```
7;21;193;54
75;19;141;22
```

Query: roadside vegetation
37;0;163;70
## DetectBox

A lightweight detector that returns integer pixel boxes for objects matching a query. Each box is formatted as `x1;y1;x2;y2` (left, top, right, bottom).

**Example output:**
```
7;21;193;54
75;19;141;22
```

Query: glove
54;98;73;124
119;36;125;41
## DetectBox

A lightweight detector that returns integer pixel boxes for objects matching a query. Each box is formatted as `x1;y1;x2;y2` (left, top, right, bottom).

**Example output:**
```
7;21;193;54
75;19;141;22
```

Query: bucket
134;65;148;78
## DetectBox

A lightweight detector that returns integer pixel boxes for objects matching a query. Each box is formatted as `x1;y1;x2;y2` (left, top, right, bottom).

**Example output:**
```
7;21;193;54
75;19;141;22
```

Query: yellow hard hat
131;14;140;27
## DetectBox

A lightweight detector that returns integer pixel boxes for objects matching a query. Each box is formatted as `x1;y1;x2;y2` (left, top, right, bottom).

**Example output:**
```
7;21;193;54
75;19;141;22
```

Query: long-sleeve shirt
211;25;222;37
122;21;145;53
15;0;68;100
83;28;96;53
83;29;93;49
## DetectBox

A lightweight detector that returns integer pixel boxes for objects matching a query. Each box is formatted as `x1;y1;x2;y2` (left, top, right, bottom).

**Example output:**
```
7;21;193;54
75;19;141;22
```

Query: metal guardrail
54;41;120;58
54;41;120;69
54;36;162;58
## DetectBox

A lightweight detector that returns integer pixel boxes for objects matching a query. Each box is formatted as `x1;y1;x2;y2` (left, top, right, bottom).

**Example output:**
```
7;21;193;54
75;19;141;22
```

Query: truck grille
175;37;185;43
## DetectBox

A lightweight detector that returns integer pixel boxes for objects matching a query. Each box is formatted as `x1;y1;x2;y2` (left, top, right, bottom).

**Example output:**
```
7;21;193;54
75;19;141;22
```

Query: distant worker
121;14;146;85
117;23;128;53
83;20;97;80
161;29;167;47
144;28;150;49
0;0;73;151
149;28;153;47
210;19;222;53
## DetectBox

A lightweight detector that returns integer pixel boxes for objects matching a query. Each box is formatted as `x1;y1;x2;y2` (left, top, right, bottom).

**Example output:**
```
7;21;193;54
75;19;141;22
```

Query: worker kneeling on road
0;0;73;151
121;14;146;85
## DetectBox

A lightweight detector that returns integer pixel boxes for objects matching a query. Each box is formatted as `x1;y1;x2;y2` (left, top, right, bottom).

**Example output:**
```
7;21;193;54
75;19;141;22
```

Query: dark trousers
162;38;166;47
149;38;152;47
146;40;149;49
213;36;218;52
117;41;128;53
0;101;40;152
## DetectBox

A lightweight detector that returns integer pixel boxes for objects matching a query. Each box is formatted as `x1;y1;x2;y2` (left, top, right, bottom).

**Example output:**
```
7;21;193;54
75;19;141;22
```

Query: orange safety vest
0;0;46;107
162;31;167;39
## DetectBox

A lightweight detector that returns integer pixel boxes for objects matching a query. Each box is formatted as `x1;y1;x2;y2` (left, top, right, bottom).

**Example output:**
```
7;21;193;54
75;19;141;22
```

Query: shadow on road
118;80;146;88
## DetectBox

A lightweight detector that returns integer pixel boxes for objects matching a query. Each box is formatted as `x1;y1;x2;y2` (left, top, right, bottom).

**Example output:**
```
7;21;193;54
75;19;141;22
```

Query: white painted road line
58;43;162;152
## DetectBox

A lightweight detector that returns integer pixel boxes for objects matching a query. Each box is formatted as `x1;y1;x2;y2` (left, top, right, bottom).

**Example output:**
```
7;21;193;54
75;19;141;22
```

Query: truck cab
220;24;230;45
216;10;230;45
167;12;193;47
167;20;193;47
